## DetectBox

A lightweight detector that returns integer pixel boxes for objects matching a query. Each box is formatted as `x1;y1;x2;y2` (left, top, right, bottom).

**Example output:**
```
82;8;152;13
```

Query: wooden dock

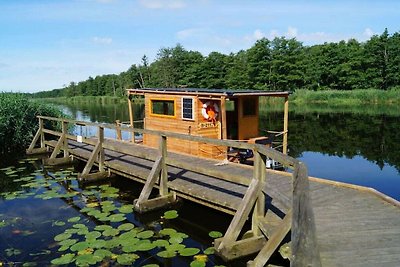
27;116;400;267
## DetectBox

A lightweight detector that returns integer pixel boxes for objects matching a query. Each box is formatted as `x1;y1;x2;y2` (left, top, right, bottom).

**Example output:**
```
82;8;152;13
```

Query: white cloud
363;28;374;38
287;26;298;38
138;0;186;9
176;28;203;40
253;29;265;40
92;37;113;45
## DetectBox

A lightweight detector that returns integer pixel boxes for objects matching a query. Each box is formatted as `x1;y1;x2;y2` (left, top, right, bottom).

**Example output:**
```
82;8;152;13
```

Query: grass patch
0;92;66;154
291;89;400;105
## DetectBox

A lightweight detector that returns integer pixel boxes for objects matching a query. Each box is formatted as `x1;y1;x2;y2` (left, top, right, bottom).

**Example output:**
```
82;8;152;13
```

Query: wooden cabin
126;88;289;160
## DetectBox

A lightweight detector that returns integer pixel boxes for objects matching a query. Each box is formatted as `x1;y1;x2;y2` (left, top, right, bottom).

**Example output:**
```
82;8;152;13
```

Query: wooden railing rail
36;116;320;265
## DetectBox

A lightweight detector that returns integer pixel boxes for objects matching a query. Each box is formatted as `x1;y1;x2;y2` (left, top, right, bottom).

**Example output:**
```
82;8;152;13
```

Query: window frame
181;97;195;121
149;98;176;118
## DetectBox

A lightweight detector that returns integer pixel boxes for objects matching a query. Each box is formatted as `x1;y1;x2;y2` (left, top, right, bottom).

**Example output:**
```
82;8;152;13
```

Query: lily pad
54;233;72;242
209;231;223;238
157;250;176;258
116;253;139;265
159;228;177;236
70;241;90;252
102;228;120;237
119;205;134;213
67;216;81;223
118;223;135;231
59;239;78;247
89;239;106;249
85;231;101;240
179;248;200;256
75;253;101;266
204;247;215;255
163;210;178;219
153;239;169;248
136;240;156;251
108;214;126;222
94;225;113;231
50;253;75;265
53;220;66;227
137;230;154;239
169;236;183;244
142;265;159;267
93;249;112;260
72;223;87;229
190;260;206;267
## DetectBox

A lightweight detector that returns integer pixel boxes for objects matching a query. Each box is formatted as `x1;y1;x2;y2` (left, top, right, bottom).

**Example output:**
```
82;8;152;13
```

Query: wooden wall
143;93;225;160
237;96;259;140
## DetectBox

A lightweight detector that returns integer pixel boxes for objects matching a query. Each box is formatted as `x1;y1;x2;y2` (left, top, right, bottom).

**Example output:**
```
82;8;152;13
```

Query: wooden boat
126;88;289;163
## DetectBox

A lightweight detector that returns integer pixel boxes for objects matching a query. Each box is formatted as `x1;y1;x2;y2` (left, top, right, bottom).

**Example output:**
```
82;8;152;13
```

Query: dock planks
45;137;400;266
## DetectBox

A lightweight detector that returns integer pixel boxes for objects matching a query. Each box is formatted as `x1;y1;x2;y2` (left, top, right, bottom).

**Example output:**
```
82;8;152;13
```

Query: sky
0;0;399;93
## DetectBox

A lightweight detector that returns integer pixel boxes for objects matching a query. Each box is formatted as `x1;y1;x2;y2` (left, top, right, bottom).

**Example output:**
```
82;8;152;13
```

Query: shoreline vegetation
0;93;66;154
37;88;400;106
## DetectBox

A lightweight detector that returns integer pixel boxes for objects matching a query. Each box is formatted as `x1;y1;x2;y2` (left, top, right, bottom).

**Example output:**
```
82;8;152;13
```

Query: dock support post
78;126;109;181
43;120;73;166
134;135;176;213
128;95;135;143
26;117;48;155
116;120;122;140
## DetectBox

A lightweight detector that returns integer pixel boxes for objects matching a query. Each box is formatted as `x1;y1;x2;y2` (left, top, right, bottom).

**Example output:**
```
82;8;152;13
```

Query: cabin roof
126;88;289;97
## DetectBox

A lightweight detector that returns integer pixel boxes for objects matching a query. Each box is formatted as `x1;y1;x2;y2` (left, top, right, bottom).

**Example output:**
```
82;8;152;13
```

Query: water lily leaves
94;224;113;232
137;230;154;239
118;223;135;231
89;239;106;249
142;264;159;267
5;248;22;257
70;241;90;252
72;223;87;229
116;253;139;265
119;231;137;241
54;233;72;242
119;205;134;214
85;231;101;240
190;260;206;267
163;210;178;219
59;238;78;247
136;240;156;251
86;202;99;208
159;228;177;236
169;236;183;244
204;247;215;255
93;249;112;260
50;253;75;265
153;239;169;248
75;253;101;266
102;228;120;237
179;248;200;257
53;220;66;226
208;231;223;238
157;250;176;258
68;216;81;223
108;213;126;222
103;237;121;249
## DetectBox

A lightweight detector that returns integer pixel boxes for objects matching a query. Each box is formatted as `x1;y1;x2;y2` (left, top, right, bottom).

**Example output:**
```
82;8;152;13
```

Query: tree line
33;29;400;98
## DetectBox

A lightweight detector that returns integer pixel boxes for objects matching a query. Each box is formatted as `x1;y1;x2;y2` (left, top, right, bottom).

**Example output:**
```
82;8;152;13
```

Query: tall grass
0;93;65;154
291;89;400;105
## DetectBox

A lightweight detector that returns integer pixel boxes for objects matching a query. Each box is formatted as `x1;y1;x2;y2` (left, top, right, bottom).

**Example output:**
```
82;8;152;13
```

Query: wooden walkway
28;116;400;267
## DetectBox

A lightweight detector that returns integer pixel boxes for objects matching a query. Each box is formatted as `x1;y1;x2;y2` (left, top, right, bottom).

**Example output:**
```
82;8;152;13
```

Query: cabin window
182;97;194;120
242;98;257;116
150;99;175;117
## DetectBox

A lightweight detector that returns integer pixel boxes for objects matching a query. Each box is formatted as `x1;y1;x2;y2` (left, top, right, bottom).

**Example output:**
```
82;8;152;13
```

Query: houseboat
126;88;289;164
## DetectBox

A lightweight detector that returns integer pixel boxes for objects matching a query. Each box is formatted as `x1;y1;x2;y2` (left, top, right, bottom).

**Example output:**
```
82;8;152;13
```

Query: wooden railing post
39;117;45;148
252;149;266;236
115;120;122;140
98;126;105;172
159;135;168;196
291;162;321;266
283;96;289;155
62;121;69;157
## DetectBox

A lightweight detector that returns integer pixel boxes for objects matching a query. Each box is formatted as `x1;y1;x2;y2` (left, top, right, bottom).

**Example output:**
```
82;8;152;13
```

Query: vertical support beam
283;96;289;155
39;117;45;148
62;121;69;157
127;95;135;143
116;120;122;140
221;96;227;140
98;126;105;172
252;149;266;236
159;135;168;196
291;162;321;266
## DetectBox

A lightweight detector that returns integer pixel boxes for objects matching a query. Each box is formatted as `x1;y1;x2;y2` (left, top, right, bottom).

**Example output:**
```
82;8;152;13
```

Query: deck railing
28;116;321;266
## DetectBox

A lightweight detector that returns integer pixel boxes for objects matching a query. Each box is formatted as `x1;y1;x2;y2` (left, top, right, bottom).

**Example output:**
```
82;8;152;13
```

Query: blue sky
1;0;399;93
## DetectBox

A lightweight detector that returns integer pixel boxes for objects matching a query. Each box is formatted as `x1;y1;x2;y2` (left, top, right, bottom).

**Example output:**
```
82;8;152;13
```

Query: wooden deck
28;116;400;266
